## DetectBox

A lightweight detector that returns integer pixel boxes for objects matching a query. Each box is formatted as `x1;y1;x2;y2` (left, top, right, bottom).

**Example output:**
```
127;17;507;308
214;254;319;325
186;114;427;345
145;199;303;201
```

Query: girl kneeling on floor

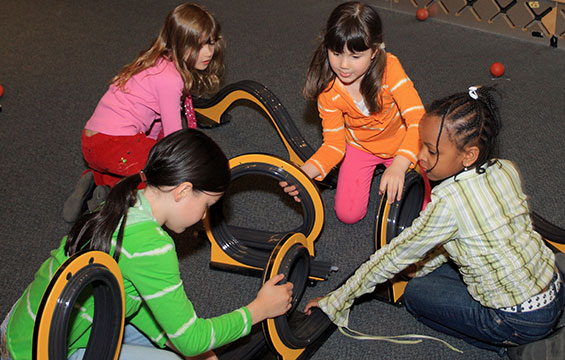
2;129;293;360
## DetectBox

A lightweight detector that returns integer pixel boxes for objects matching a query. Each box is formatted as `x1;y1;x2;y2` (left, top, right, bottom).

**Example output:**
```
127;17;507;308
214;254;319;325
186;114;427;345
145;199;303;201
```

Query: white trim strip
401;105;424;116
391;78;409;92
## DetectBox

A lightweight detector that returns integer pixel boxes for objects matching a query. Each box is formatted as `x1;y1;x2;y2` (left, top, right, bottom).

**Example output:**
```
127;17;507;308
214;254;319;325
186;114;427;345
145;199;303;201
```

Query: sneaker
62;172;95;223
86;185;110;213
507;326;565;360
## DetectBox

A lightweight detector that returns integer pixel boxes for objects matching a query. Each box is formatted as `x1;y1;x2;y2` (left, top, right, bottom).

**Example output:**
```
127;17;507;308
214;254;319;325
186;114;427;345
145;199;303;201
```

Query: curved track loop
204;153;332;281
192;80;337;189
33;251;125;360
262;233;335;359
216;234;334;360
532;212;565;253
373;170;425;305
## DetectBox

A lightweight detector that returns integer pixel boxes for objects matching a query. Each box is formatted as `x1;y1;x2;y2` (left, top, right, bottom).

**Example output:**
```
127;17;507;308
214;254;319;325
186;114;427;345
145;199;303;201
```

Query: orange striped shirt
307;53;424;180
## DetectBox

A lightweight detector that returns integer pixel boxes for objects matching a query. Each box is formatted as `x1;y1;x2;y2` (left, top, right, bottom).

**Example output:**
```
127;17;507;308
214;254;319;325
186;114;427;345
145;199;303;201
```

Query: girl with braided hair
304;86;564;357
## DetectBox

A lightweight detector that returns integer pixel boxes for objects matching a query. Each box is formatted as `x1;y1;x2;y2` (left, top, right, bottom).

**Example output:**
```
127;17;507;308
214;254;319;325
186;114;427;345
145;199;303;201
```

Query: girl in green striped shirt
1;129;293;360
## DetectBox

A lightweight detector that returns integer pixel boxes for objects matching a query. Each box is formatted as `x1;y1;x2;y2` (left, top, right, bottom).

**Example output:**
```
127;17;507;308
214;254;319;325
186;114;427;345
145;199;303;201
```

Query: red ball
416;8;429;21
490;62;505;77
0;84;4;98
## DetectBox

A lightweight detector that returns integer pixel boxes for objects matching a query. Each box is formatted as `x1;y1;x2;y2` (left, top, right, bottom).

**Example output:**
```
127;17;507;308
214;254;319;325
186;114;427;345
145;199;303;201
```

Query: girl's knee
403;278;425;314
334;207;366;224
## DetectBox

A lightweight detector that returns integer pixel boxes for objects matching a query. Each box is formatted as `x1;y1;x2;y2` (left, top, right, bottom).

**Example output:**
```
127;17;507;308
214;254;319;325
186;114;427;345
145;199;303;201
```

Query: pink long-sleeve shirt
85;58;184;139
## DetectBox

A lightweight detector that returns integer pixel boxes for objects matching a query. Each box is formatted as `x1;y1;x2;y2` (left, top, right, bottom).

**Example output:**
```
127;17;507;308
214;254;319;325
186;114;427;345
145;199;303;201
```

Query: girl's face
165;186;223;233
417;114;468;181
327;47;376;87
194;41;215;71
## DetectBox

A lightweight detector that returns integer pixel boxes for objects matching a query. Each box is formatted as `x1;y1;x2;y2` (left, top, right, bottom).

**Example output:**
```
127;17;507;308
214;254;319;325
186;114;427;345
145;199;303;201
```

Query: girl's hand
279;181;301;202
379;157;411;204
304;296;323;315
247;274;294;325
279;163;320;203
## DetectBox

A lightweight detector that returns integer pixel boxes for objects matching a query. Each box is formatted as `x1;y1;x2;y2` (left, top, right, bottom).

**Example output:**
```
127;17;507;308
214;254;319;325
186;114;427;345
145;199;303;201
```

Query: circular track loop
375;169;425;250
33;251;125;360
205;153;324;270
262;233;333;358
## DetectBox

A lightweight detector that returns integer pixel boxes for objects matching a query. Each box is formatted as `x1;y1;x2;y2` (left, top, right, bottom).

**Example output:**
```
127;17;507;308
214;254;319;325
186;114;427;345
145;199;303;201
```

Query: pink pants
334;144;393;224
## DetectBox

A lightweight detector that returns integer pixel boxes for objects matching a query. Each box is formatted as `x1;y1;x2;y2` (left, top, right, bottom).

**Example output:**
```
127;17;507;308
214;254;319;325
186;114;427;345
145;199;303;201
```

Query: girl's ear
173;182;194;202
462;145;480;168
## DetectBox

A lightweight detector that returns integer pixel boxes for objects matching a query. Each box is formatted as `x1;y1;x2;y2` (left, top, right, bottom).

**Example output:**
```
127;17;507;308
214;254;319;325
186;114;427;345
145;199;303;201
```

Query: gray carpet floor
1;1;564;359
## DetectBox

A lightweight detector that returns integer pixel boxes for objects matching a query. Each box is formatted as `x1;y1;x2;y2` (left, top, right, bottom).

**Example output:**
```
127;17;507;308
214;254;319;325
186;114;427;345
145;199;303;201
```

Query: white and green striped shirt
319;159;555;328
7;192;251;359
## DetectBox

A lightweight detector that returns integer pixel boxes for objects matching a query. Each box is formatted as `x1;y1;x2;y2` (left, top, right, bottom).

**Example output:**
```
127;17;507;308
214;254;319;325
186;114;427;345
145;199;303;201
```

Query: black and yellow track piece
532;212;565;253
217;233;335;360
373;170;426;305
33;251;125;360
204;153;332;281
262;233;335;360
191;80;337;189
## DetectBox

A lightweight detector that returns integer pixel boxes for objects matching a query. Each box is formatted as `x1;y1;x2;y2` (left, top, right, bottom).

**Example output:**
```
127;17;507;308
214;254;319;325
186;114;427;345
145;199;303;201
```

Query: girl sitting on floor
304;86;564;357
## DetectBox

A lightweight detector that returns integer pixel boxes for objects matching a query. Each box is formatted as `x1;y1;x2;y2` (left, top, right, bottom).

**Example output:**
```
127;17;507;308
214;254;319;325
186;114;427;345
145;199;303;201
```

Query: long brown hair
112;3;225;96
303;1;386;113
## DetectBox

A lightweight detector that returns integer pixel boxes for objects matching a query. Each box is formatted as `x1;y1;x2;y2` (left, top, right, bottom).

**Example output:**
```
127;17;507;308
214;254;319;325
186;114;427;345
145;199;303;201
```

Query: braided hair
426;86;502;175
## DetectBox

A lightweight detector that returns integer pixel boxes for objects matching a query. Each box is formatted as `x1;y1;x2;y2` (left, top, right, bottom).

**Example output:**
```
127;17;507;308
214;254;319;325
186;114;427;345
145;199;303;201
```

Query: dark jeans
403;263;565;355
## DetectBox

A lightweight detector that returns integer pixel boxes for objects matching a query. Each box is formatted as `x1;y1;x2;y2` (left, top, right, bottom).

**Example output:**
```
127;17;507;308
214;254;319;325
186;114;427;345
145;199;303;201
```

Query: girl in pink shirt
63;3;225;223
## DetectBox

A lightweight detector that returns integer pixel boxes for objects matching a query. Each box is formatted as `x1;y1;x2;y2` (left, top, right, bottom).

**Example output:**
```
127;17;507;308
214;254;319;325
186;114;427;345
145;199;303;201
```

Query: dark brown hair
426;86;502;174
303;1;386;113
65;129;230;260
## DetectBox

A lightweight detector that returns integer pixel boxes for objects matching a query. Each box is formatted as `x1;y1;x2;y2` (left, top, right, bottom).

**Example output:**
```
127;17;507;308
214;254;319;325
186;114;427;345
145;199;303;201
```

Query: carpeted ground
0;1;563;359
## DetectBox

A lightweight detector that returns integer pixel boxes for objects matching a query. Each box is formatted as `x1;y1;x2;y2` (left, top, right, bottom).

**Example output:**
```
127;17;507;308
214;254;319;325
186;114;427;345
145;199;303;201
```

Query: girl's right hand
248;273;294;325
279;181;301;202
279;162;320;203
304;296;323;315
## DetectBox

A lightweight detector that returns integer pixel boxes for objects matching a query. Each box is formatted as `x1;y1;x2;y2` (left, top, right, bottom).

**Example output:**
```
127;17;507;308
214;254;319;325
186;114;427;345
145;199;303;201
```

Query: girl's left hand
304;296;323;315
379;156;411;204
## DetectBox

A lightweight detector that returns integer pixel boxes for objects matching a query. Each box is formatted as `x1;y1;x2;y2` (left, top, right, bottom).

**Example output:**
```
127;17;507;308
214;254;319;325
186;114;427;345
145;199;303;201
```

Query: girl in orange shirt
282;1;425;224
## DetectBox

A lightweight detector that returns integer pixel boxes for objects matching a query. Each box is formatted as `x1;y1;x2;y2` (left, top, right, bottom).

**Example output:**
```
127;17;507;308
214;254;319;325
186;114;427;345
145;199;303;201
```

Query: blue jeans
403;263;565;355
69;324;182;360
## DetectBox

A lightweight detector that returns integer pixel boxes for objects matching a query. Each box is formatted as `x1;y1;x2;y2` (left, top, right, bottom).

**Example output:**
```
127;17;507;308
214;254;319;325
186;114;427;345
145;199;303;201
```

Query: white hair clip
468;86;479;100
379;42;386;50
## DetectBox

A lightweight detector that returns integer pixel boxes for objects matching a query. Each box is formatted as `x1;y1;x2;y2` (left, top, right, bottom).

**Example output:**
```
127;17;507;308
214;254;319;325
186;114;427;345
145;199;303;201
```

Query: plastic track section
192;80;338;189
373;170;425;305
532;212;565;253
262;233;335;359
204;153;332;281
33;251;125;360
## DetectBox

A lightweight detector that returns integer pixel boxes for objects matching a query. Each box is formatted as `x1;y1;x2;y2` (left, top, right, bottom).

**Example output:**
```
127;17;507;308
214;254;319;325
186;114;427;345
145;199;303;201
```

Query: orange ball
416;8;429;21
0;84;4;98
490;62;505;77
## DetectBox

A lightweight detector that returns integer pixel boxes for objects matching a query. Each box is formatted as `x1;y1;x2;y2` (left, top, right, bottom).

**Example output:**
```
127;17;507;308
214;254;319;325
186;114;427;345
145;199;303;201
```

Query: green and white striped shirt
7;192;251;359
319;159;555;328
